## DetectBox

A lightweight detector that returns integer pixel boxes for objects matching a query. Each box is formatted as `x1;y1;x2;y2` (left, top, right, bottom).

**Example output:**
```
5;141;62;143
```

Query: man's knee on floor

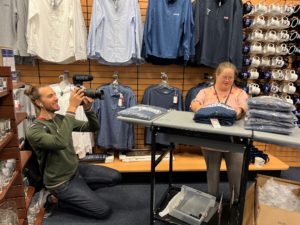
93;204;111;219
111;171;122;185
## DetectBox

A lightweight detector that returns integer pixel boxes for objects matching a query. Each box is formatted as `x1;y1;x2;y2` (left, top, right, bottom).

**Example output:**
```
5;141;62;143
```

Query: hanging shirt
16;0;29;56
50;84;94;158
87;0;143;65
93;84;136;150
142;85;184;145
185;82;213;111
27;0;87;63
142;0;194;63
0;0;17;50
193;0;243;71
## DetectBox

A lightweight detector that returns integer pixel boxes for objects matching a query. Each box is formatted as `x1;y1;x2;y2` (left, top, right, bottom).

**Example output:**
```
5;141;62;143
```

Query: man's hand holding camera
67;88;94;113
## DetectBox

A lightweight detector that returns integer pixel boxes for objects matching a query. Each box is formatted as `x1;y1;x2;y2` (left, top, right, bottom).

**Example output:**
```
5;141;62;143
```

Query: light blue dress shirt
87;0;144;65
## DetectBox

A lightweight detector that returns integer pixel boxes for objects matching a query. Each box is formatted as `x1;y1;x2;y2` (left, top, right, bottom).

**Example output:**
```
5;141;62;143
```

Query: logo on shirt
173;13;180;16
224;16;229;20
206;8;211;15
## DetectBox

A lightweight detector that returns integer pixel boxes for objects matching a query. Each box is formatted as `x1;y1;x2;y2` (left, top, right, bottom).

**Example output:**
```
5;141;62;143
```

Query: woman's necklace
213;85;233;105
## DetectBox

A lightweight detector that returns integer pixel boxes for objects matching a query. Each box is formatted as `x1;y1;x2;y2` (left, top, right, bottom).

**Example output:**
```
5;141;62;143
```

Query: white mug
279;16;290;28
270;82;279;93
268;4;281;16
264;30;277;42
249;83;261;95
271;56;284;68
253;3;268;15
266;16;280;28
250;56;261;67
249;68;259;79
263;43;275;55
270;93;280;98
277;30;290;42
250;42;263;53
272;69;284;81
283;82;296;94
249;29;264;41
284;69;298;82
275;43;288;55
283;95;294;104
255;157;265;167
252;15;266;28
260;56;270;67
290;17;300;29
280;5;294;16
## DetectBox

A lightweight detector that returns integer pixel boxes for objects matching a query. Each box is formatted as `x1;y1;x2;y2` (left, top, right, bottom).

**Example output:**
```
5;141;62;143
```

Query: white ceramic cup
251;56;261;67
283;82;296;94
264;30;277;42
249;29;264;41
284;69;298;82
272;70;284;80
275;43;288;55
263;43;275;55
249;83;261;95
267;16;280;28
277;30;290;42
253;3;268;15
280;5;294;16
250;42;263;53
252;15;266;28
249;68;259;79
270;82;279;93
284;95;294;104
255;157;265;167
279;16;290;28
260;56;270;67
271;56;284;68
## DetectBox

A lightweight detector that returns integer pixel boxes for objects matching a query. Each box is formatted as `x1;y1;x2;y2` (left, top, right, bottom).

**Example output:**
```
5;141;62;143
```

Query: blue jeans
49;163;121;219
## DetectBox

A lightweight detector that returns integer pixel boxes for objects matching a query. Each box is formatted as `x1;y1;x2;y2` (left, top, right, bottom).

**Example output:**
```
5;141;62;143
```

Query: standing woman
190;62;248;201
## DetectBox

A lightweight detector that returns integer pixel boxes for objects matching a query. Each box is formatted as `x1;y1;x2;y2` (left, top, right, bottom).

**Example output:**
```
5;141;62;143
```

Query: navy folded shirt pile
193;103;237;126
118;105;168;121
245;96;298;135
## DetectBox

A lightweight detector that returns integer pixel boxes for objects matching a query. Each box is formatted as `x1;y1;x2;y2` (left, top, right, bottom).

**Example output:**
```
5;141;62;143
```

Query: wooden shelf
21;151;32;171
0;90;9;98
0;132;13;152
34;208;45;225
13;82;25;89
0;171;19;202
16;112;27;125
97;153;289;173
25;186;35;213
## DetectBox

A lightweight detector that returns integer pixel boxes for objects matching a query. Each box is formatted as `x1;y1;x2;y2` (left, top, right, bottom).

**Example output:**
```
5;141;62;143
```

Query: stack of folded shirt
245;96;298;135
118;105;168;121
193;103;237;126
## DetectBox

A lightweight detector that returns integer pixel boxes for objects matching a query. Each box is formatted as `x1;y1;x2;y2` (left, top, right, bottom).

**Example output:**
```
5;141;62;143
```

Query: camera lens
83;89;104;99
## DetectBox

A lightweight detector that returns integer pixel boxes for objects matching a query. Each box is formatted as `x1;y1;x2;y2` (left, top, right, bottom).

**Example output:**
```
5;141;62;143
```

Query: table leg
150;126;157;225
168;143;175;188
236;143;251;225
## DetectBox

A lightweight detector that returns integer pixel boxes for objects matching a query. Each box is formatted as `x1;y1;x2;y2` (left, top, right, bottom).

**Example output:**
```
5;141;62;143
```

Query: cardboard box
0;46;15;71
243;174;300;225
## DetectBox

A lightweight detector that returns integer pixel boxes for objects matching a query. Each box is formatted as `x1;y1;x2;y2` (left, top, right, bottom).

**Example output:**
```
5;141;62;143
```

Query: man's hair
24;85;46;113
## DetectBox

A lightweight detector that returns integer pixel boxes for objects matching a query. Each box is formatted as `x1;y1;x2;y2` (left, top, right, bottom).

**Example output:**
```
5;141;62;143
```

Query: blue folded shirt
194;103;237;126
118;105;168;121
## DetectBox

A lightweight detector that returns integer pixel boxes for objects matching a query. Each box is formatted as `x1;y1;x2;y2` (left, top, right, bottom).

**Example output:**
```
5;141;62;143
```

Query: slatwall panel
16;0;300;165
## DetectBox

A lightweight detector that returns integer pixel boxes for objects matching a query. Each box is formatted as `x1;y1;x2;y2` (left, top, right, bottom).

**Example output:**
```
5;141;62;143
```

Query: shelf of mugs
243;3;297;18
0;132;13;152
0;171;19;202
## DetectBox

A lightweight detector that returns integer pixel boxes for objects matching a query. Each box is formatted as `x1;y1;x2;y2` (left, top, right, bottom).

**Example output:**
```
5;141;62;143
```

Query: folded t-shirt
118;105;168;121
194;103;237;126
248;96;296;112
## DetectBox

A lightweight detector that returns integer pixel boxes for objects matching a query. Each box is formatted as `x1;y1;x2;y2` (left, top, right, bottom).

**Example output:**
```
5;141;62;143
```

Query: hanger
159;72;172;89
204;73;215;86
58;71;70;95
112;71;119;88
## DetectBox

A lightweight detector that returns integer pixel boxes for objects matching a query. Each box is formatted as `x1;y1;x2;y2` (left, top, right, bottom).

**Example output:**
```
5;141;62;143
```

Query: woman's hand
234;107;244;119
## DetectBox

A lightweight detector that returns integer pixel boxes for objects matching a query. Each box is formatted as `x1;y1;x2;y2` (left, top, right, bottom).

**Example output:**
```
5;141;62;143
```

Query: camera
72;74;104;100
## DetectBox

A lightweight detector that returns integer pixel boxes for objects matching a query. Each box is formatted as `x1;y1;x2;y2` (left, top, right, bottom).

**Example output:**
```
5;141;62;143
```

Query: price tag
210;118;221;128
118;94;123;107
173;95;178;104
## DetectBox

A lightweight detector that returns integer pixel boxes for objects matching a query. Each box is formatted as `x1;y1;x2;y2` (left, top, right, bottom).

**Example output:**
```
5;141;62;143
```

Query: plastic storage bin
169;185;217;225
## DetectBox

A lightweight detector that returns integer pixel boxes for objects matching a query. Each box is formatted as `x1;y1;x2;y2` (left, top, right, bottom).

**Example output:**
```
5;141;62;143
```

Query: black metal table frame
149;126;252;225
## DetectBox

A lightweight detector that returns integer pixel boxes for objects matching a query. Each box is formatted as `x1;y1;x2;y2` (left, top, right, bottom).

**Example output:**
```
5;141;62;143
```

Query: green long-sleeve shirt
26;110;100;187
